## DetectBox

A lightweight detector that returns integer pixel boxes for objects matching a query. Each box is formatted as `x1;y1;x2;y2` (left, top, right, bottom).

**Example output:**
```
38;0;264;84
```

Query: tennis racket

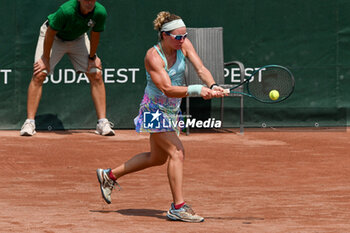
224;64;295;103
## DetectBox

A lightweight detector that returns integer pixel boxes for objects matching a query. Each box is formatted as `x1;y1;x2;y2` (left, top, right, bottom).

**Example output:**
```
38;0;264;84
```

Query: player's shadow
90;209;168;220
204;216;265;224
90;209;264;222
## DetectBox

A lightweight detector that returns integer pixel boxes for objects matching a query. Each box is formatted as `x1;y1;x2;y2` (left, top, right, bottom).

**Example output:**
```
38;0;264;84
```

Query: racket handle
223;89;230;94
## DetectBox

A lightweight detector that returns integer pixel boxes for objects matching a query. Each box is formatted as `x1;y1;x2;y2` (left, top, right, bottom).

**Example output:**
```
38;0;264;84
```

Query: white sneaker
96;168;121;204
20;119;36;136
166;203;204;222
96;119;115;136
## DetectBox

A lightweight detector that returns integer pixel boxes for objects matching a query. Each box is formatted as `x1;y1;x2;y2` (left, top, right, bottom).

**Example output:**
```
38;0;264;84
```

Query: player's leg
21;22;64;136
151;132;185;205
99;132;183;198
68;34;114;136
109;132;185;204
96;131;203;221
96;133;169;204
111;133;169;179
151;132;204;222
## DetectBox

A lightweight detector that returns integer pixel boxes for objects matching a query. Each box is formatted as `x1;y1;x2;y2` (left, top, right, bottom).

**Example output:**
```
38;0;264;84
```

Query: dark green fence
0;0;348;130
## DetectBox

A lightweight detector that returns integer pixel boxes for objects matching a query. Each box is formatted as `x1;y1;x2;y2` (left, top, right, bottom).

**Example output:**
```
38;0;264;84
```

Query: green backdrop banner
0;0;348;130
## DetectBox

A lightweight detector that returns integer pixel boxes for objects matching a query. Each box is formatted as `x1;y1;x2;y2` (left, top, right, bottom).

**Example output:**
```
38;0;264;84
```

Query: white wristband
187;85;203;96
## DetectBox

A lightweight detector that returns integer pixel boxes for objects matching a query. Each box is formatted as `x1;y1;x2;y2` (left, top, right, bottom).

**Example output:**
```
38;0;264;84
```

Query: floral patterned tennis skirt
134;93;183;134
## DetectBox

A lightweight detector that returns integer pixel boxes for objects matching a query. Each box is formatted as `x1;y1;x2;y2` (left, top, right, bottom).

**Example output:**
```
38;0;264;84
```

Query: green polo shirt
47;0;107;41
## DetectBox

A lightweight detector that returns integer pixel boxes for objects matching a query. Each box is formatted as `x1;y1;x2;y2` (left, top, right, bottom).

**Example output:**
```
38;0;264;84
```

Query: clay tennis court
0;128;349;232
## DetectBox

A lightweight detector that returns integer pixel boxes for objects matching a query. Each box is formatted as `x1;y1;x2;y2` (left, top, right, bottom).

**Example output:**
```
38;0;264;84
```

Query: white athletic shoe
20;119;36;136
96;119;115;136
166;203;204;222
96;168;121;204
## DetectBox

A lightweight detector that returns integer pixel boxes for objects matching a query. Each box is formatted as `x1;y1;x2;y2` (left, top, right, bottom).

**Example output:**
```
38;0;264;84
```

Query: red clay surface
0;129;349;232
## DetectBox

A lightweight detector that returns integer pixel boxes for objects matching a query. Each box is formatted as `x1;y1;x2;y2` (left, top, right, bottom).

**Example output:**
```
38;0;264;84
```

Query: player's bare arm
181;39;225;96
145;48;188;98
145;48;218;99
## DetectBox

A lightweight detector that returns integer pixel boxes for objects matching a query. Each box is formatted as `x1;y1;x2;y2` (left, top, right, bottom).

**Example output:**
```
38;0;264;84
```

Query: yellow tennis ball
269;90;280;100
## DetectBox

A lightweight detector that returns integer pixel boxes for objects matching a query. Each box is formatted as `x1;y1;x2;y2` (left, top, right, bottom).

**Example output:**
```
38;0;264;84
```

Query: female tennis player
96;11;225;223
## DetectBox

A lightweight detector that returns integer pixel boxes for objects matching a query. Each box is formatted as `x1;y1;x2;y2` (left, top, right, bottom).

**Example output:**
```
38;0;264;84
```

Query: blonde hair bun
153;11;181;31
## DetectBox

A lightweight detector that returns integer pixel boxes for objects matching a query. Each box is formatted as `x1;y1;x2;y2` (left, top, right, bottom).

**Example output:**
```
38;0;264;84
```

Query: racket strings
247;67;294;102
